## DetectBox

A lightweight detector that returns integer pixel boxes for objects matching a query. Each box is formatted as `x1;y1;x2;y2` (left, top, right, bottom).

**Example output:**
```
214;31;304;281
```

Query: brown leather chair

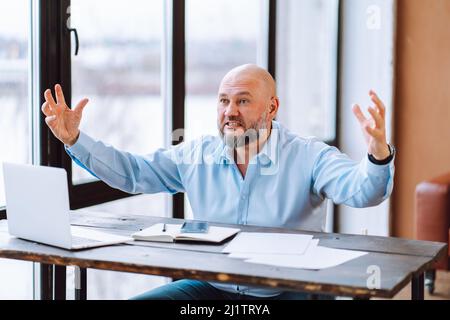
415;172;450;294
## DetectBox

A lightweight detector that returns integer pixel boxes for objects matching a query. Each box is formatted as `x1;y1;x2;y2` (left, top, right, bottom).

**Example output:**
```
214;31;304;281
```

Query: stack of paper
223;233;367;270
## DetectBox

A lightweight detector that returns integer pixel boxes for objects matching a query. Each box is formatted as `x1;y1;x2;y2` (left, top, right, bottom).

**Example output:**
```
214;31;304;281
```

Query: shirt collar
257;121;280;166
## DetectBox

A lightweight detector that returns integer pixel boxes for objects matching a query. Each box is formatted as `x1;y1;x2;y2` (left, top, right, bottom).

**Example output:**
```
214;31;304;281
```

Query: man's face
217;76;271;148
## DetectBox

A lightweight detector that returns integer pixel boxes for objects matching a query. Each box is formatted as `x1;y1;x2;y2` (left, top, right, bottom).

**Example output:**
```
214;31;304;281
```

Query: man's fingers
369;90;386;118
44;89;57;107
364;124;376;137
45;115;57;127
55;84;67;106
352;104;368;124
74;98;89;115
367;107;384;129
41;102;53;116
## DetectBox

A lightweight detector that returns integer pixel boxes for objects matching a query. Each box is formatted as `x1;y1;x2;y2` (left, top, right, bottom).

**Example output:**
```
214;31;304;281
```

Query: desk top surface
0;210;447;298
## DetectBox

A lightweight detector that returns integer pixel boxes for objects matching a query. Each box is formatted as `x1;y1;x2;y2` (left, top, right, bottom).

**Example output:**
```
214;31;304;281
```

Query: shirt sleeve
311;141;395;208
66;131;185;195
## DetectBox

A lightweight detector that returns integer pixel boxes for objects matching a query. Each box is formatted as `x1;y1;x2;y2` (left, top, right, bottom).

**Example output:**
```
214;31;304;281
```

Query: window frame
328;0;342;149
171;0;186;219
38;0;69;300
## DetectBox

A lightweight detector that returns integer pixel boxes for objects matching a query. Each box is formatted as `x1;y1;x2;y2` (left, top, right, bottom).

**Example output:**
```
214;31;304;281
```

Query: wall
393;0;450;238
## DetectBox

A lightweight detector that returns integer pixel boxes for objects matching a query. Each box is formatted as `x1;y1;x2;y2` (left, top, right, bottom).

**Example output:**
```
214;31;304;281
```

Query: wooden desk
0;211;447;300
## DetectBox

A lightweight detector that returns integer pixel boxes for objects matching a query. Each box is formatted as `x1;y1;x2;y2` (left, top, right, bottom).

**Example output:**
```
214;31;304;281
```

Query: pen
162;223;166;232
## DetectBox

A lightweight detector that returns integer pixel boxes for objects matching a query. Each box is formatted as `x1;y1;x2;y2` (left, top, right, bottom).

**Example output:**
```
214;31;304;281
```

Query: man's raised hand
352;90;390;160
41;84;89;147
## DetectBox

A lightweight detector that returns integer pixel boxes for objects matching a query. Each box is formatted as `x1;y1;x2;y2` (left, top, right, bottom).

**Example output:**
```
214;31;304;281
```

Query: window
70;0;165;185
1;0;340;300
0;0;31;210
185;0;266;141
0;0;34;300
276;0;340;143
65;0;169;299
184;0;267;218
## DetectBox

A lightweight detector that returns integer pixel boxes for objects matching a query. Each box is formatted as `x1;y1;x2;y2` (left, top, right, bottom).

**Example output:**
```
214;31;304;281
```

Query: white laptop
2;162;133;250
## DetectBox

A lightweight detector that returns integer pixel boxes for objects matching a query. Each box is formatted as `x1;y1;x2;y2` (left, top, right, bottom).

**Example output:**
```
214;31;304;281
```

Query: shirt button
260;156;271;166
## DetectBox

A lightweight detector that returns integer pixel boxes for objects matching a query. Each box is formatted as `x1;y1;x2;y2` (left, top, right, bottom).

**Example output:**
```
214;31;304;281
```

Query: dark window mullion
69;182;131;210
335;0;343;150
333;0;343;233
172;0;185;219
325;140;338;148
268;0;277;80
40;0;66;169
39;0;70;301
327;0;342;150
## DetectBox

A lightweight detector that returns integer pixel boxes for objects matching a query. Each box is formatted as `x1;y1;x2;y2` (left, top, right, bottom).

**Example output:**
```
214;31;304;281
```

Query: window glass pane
0;0;30;207
70;0;164;184
184;0;265;218
0;0;34;300
185;0;263;141
276;0;339;141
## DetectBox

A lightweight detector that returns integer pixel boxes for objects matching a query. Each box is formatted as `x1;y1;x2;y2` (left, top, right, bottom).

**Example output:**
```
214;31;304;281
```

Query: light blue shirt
66;121;395;297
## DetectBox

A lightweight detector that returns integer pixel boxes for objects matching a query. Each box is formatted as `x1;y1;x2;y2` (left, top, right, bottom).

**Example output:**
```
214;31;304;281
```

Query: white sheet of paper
244;241;368;270
228;239;320;260
71;226;133;242
222;232;313;255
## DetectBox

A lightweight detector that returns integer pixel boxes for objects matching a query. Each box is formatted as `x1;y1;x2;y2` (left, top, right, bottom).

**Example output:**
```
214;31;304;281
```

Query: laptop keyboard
71;236;103;246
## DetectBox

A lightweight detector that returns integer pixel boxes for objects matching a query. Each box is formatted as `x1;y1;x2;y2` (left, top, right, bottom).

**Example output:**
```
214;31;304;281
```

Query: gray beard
219;114;268;149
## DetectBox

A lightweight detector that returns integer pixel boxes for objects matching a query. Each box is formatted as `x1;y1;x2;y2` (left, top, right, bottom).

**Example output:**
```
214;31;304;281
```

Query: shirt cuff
65;131;97;157
363;154;395;177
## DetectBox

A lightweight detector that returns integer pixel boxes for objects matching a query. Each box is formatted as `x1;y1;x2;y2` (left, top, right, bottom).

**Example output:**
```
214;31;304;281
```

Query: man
41;64;395;300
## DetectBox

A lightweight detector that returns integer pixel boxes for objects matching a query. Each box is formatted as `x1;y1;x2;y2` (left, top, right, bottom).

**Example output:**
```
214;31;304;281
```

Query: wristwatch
368;144;395;165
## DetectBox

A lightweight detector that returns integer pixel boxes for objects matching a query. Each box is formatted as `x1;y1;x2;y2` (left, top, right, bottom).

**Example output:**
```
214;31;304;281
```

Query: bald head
217;64;280;149
220;64;277;98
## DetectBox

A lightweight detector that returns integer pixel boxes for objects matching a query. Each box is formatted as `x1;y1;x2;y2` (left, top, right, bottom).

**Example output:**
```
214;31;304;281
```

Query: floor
386;271;450;300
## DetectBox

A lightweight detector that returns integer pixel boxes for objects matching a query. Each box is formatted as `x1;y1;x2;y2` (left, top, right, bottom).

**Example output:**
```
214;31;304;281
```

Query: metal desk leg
54;265;67;300
40;264;53;300
412;273;425;300
75;267;87;300
40;264;66;300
